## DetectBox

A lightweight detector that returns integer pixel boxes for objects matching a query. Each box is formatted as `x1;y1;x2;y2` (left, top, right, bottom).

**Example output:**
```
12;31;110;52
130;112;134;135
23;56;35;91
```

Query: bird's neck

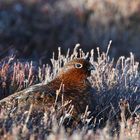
57;73;89;90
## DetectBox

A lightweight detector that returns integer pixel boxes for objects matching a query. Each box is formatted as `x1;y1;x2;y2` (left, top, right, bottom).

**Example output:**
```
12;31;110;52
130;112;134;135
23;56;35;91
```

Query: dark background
0;0;140;63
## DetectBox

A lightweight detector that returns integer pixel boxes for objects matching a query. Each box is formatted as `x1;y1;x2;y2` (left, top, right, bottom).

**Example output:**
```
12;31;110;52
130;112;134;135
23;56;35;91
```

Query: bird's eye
75;63;83;69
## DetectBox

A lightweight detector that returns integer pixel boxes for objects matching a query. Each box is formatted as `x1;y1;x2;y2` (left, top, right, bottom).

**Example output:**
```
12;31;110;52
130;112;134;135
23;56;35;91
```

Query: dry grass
0;43;140;140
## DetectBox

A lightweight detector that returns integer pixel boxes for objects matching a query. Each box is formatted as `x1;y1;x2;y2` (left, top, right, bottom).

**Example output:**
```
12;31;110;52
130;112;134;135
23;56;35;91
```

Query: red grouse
0;58;95;117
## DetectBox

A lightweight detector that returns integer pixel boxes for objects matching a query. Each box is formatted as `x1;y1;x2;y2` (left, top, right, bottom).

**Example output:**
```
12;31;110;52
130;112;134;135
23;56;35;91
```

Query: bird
0;58;95;118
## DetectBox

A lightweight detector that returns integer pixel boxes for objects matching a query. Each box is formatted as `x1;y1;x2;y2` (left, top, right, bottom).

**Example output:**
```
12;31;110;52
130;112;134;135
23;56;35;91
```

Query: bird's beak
88;64;95;71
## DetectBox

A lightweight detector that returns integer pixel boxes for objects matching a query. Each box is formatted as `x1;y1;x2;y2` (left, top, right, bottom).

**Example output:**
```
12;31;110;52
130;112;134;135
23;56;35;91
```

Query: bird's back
0;78;62;109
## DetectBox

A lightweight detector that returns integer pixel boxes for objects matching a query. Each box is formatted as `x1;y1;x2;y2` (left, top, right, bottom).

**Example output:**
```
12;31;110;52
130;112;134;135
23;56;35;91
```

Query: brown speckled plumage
0;58;95;117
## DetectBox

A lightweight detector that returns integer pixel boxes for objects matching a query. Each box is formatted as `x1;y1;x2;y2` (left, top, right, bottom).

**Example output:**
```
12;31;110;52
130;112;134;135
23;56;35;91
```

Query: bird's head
59;58;95;83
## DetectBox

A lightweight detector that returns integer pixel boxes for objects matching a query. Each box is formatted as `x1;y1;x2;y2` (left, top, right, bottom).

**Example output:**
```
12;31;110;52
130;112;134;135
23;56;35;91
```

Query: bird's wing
0;81;59;106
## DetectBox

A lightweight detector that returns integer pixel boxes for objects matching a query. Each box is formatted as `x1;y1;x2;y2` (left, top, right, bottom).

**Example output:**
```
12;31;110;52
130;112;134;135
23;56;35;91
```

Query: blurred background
0;0;140;63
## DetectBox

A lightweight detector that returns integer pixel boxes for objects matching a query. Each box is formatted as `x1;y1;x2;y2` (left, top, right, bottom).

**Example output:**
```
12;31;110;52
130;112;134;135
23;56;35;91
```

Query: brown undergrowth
0;44;139;140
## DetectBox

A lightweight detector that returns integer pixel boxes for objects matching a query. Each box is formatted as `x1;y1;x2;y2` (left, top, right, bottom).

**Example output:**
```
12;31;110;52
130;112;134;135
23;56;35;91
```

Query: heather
0;44;139;140
0;0;140;62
